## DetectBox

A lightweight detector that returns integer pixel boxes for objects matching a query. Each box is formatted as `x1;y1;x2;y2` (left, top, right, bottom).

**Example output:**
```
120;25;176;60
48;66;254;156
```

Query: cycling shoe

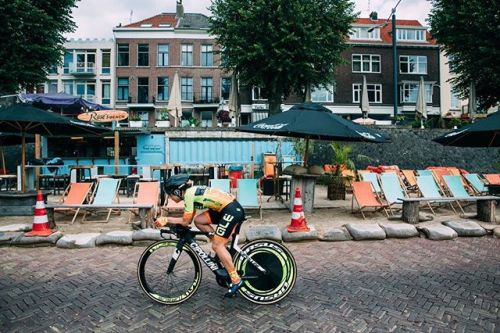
224;280;243;298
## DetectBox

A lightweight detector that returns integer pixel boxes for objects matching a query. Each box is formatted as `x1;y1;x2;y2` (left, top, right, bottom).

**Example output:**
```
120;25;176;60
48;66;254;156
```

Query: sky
67;0;432;39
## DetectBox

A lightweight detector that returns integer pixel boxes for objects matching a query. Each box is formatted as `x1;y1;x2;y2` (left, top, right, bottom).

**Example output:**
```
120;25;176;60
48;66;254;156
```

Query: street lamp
368;0;403;121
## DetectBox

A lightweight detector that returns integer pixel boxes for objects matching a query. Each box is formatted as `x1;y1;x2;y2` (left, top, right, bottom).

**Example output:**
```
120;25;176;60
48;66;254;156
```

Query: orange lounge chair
351;181;389;219
55;182;93;224
129;181;160;226
401;170;418;191
483;174;500;185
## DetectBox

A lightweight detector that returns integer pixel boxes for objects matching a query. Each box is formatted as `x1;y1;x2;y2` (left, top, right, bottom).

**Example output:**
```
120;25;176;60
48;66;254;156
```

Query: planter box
155;120;170;127
129;121;143;128
0;191;50;216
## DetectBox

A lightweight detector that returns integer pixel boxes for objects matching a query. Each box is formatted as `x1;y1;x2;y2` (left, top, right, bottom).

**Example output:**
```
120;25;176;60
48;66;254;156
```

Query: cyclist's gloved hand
155;216;169;228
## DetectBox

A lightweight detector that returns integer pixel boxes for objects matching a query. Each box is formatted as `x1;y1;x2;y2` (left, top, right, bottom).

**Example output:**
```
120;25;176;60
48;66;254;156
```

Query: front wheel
234;240;297;304
137;240;202;305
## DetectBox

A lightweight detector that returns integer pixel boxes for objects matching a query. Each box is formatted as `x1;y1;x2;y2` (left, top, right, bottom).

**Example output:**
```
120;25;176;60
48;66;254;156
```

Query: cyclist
155;174;245;297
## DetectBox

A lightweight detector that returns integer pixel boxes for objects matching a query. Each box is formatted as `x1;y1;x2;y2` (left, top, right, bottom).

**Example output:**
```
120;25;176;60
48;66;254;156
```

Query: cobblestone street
1;237;499;332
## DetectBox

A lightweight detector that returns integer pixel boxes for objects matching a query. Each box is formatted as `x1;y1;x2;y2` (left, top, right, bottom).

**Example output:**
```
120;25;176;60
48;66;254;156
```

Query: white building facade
45;38;116;107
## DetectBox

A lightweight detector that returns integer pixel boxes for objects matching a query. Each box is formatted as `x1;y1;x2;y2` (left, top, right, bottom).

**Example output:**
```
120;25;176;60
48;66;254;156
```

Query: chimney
176;0;184;19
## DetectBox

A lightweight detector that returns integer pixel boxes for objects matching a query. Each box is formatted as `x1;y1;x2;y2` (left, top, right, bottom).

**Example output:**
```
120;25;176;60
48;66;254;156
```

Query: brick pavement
1;238;499;332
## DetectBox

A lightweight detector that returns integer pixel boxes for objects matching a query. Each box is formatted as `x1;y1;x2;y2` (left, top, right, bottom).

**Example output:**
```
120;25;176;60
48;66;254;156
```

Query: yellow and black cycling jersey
182;186;234;222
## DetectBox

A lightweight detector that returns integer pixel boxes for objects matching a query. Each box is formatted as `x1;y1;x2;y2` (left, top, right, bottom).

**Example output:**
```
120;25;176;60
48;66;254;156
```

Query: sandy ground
1;185;498;234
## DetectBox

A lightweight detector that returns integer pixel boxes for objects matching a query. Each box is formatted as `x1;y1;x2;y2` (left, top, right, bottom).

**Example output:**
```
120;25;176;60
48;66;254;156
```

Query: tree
0;0;77;95
428;0;500;110
209;0;356;115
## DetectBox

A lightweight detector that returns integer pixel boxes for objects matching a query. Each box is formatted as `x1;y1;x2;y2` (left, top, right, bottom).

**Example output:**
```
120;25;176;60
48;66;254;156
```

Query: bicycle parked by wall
137;223;297;305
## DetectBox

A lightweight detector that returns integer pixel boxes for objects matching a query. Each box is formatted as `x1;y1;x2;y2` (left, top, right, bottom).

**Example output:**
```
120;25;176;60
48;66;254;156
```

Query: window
101;81;110;104
117;77;129;101
349;27;380;40
63;51;73;73
221;77;231;100
397;29;425;42
76;81;95;102
181;77;193;101
352;54;381;73
181;44;193;66
117;44;129;66
101;50;110;74
63;80;74;95
201;44;213;67
252;87;267;100
400;55;427;74
137;44;149;66
137;77;149;103
311;84;334;102
400;82;432;103
157;77;169;101
352;83;382;103
47;80;58;94
157;44;169;66
200;77;213;102
450;88;460;110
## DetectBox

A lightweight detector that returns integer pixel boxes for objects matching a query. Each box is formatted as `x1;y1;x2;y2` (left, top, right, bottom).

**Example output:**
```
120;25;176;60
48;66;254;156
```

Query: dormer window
140;24;153;28
159;23;171;27
397;28;426;42
349;26;380;40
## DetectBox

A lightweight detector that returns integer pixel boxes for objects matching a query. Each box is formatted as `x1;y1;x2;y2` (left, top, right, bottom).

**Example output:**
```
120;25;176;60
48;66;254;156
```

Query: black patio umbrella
237;102;390;165
0;104;110;191
0;133;35;174
433;111;500;147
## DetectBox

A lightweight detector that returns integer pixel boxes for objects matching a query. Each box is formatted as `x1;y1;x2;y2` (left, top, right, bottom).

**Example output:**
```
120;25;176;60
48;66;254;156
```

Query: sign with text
77;110;128;122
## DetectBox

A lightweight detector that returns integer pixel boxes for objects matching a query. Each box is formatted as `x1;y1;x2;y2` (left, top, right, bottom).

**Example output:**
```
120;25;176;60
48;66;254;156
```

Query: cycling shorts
207;200;245;239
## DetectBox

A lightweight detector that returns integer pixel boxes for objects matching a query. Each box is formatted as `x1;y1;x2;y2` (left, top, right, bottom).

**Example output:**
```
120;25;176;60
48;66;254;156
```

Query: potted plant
188;117;201;127
129;114;143;128
326;142;355;200
155;109;170;127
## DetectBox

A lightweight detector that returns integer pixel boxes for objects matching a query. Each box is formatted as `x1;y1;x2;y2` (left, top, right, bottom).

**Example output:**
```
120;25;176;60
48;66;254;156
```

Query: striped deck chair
464;173;489;195
237;179;262;220
360;172;382;194
380;173;408;214
416;175;457;215
129;181;160;226
447;167;474;193
351;181;389;219
401;170;418;191
442;175;474;215
82;178;121;223
209;179;231;193
55;182;93;224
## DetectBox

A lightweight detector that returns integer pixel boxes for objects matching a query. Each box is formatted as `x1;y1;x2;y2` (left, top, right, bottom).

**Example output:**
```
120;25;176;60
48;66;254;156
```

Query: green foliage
293;138;314;163
447;118;464;129
209;0;356;115
129;114;141;121
188;117;201;127
429;0;500;110
0;0;77;95
159;109;170;121
329;142;355;176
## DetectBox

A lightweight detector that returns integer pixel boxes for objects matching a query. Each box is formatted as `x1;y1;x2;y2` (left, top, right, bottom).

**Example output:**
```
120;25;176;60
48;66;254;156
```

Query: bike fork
166;239;186;274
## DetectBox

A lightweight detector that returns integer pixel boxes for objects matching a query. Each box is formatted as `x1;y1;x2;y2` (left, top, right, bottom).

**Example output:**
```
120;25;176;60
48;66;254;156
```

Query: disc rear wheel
234;240;297;304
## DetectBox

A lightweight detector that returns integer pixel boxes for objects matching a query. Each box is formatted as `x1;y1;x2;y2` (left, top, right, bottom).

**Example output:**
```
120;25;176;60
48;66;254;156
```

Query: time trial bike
137;223;297;305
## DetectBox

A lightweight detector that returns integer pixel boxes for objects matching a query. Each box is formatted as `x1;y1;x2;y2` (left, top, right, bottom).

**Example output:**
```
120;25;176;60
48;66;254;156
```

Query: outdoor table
289;174;320;213
69;165;94;183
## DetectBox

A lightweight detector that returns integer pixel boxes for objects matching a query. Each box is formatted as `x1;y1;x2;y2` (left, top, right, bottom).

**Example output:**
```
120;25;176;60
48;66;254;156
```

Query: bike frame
160;225;267;279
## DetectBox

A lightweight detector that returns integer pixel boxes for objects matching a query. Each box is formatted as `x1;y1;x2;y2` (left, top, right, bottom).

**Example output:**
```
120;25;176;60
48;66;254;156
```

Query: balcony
69;62;96;76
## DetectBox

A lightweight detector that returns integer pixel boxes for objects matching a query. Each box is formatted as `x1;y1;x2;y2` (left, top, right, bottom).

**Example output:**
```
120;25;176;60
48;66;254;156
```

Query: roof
124;13;177;28
351;17;436;45
123;13;209;30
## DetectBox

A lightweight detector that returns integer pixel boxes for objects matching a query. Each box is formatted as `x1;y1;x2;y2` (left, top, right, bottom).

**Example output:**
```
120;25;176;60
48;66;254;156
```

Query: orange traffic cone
287;187;310;232
25;191;55;237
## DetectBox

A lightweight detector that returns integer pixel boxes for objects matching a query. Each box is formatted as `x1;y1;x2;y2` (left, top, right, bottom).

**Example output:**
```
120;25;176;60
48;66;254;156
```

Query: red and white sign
77;110;128;122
